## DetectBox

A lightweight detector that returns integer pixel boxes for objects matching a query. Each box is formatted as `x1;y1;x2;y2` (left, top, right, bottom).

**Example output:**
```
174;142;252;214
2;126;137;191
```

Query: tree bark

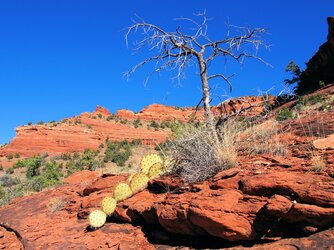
198;56;220;143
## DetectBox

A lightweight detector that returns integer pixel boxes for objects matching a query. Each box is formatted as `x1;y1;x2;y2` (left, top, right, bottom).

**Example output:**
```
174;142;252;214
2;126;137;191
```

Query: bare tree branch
124;11;270;130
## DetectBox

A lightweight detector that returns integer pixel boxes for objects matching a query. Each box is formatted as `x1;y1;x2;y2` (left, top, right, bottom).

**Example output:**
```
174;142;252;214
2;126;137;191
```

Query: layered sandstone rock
1;87;334;248
117;103;206;122
0;99;269;157
1;159;334;249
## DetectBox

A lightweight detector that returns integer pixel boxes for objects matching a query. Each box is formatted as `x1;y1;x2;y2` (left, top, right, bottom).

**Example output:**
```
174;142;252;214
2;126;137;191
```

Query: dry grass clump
310;155;326;173
47;197;65;213
169;121;240;183
246;119;287;156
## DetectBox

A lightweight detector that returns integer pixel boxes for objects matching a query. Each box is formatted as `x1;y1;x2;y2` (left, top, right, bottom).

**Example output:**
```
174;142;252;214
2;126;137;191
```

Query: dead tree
125;12;269;136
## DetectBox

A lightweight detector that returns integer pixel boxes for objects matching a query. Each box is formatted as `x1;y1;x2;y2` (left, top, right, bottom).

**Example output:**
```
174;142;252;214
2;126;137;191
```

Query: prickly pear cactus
127;173;135;183
140;153;163;175
113;182;133;201
148;162;165;179
129;172;149;193
88;209;107;228
101;196;117;216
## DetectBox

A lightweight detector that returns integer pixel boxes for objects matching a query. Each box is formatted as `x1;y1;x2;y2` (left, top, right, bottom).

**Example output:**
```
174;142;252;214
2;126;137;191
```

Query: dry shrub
246;119;287;156
47;197;65;213
310;155;326;173
169;121;240;183
295;111;327;171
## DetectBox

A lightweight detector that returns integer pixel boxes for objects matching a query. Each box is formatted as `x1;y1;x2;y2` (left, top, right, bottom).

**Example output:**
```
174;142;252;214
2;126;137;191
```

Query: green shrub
106;115;114;121
149;120;160;130
111;151;130;166
133;118;142;128
6;167;14;174
66;161;83;176
99;143;104;149
27;122;32;126
87;159;105;171
306;94;322;105
60;153;71;161
0;165;3;171
276;108;294;121
293;97;307;112
26;176;47;192
97;114;103;119
131;139;142;145
6;154;13;160
0;186;5;199
170;121;183;133
73;152;80;159
42;161;63;185
0;175;20;187
103;140;131;166
81;149;99;161
14;153;20;159
26;156;42;179
160;121;171;129
74;119;82;124
37;121;44;125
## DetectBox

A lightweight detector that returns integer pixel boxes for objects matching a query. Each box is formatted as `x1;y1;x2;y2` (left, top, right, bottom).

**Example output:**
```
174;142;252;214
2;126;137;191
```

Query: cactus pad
148;162;165;179
88;209;107;228
113;182;133;201
101;196;117;216
140;153;163;174
129;172;149;193
127;173;135;183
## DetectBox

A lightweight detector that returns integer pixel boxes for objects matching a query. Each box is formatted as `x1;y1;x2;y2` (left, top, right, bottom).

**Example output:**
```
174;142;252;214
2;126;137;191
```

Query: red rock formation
296;17;334;94
215;95;275;117
1;87;334;248
2;124;103;157
1;161;334;248
117;103;206;122
0;99;269;157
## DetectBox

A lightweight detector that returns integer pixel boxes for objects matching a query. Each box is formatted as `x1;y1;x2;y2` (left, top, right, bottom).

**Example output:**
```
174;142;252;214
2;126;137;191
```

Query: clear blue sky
0;0;333;144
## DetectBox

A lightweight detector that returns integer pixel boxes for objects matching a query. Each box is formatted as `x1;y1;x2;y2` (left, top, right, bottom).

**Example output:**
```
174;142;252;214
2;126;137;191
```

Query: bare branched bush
169;121;240;183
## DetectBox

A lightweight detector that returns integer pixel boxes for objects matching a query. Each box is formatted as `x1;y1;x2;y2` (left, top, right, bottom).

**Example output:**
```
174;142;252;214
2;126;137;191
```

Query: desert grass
245;119;287;157
47;197;65;213
168;121;241;183
295;111;327;172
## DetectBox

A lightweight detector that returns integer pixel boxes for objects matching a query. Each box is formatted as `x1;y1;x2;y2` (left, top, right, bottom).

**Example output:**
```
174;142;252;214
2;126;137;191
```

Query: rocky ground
0;86;334;249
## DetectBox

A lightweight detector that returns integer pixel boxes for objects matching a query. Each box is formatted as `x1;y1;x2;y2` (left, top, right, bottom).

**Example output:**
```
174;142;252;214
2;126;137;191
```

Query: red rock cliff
0;100;269;157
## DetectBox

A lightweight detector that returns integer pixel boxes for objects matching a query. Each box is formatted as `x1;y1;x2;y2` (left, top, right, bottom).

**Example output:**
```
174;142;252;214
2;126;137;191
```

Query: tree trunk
198;57;219;143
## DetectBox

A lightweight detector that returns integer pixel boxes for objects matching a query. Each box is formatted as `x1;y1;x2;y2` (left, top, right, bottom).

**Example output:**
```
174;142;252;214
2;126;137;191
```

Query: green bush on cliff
0;186;5;199
133;118;142;128
6;154;13;160
0;175;20;187
26;156;43;179
6;167;14;174
66;160;83;176
276;107;294;121
103;140;131;166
